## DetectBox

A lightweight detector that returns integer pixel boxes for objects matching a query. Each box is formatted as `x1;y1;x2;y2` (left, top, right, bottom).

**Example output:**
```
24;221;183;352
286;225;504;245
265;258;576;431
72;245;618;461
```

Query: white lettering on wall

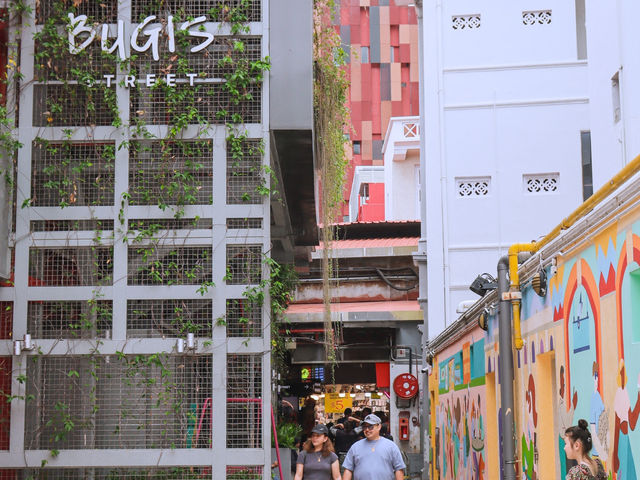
103;74;115;87
68;13;216;61
101;21;125;59
180;16;214;53
131;16;162;61
103;73;208;87
68;14;96;54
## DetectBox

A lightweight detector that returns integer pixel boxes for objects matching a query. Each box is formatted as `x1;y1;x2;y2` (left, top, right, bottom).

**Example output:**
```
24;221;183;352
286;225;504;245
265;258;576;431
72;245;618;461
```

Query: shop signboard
324;393;352;413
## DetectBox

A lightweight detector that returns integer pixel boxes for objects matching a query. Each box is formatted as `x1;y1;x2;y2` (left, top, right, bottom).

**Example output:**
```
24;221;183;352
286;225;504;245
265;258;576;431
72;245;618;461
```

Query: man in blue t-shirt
342;414;406;480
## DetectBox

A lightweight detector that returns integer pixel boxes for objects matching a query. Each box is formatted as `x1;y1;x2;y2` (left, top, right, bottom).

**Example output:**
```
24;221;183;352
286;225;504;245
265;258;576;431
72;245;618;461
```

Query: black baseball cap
311;424;329;435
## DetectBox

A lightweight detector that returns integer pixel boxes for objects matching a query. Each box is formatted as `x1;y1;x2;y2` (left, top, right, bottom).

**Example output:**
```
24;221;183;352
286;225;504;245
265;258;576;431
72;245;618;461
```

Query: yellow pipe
508;243;538;350
508;153;640;349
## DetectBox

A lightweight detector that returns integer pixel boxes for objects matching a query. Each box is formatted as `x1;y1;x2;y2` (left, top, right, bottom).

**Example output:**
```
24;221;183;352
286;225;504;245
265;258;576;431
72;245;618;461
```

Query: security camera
421;365;432;375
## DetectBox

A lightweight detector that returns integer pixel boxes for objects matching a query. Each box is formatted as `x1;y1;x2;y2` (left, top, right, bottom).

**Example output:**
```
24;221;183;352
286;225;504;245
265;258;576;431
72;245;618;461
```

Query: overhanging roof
285;300;421;324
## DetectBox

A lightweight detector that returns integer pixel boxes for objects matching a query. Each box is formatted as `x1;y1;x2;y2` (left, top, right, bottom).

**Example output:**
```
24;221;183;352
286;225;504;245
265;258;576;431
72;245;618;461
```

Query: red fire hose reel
392;373;419;399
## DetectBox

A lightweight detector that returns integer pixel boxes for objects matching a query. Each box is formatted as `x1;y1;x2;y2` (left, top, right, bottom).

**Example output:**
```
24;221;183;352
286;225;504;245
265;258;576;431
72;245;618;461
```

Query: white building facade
382;117;420;222
414;0;626;337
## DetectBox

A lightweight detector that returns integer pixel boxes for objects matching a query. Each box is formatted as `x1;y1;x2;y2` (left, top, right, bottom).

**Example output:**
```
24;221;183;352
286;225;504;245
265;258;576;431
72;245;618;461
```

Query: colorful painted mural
434;339;486;480
429;190;640;480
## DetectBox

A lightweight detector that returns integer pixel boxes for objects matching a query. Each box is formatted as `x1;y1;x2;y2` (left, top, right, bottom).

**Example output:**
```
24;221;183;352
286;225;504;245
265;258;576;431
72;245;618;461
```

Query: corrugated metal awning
285;300;422;324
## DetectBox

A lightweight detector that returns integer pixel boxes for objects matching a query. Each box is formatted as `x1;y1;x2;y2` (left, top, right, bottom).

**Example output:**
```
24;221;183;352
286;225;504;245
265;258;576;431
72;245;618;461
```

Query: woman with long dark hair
563;419;607;480
294;424;341;480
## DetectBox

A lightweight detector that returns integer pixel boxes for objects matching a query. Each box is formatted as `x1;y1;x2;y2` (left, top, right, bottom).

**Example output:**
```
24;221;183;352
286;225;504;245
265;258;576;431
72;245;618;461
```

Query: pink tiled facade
339;0;419;219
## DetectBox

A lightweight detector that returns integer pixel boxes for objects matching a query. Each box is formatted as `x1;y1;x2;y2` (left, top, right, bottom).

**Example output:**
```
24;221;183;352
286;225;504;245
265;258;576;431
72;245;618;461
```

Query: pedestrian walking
342;414;405;480
294;424;341;480
563;419;607;480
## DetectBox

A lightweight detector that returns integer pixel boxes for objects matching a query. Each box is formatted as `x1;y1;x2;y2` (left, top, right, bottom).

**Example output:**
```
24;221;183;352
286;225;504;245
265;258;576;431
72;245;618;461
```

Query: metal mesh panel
130;83;261;125
27;301;112;339
31;141;115;207
0;470;17;480
128;140;213;206
132;37;262;80
226;139;264;204
31;219;113;232
0;357;11;450
127;299;212;338
36;0;118;24
21;468;211;479
28;247;113;286
25;355;212;449
225;298;261;338
33;85;116;127
0;251;14;288
34;40;115;82
128;246;212;285
132;0;261;22
226;466;263;480
226;218;262;229
0;302;12;339
226;245;261;285
129;218;212;231
226;354;262;448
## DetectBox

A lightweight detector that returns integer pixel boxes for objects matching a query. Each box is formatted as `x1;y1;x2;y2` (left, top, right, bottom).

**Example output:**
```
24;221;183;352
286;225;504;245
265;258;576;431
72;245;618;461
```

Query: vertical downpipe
497;256;517;479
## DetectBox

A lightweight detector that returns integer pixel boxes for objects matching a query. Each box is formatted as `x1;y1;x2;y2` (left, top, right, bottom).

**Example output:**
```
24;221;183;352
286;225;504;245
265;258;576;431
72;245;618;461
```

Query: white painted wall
419;0;621;338
584;0;640;187
383;117;420;221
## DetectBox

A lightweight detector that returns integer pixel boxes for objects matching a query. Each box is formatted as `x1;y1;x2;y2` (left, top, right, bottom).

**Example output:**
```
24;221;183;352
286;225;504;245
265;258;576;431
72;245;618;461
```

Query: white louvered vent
523;173;559;194
522;10;552;25
456;177;491;197
452;15;481;30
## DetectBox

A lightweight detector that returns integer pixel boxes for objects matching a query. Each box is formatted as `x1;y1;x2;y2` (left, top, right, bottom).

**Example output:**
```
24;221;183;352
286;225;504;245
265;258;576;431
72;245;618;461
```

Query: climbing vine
313;0;350;369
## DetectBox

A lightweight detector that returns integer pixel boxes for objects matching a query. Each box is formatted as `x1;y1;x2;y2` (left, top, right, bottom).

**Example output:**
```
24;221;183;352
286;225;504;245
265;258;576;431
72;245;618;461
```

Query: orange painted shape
463;342;471;384
615;241;628;362
599;263;616;296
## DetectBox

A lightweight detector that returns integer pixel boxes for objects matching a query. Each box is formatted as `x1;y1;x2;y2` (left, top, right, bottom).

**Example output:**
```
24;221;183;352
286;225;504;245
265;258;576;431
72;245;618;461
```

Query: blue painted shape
571;293;591;354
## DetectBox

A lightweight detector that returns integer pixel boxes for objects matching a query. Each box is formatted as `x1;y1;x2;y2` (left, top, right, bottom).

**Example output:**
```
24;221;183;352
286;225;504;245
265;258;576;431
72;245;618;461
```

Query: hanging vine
313;0;350;369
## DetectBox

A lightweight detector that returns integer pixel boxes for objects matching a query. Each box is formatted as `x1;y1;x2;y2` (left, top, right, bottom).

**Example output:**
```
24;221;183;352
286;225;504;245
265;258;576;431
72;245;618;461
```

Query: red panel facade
357;183;385;222
338;0;419;220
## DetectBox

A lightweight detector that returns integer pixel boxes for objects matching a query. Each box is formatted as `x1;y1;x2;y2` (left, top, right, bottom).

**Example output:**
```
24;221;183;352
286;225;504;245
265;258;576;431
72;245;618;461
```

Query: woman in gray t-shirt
294;424;341;480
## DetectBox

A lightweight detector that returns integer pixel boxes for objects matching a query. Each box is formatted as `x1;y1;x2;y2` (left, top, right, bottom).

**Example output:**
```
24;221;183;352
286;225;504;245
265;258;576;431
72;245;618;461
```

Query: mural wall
430;200;640;480
433;338;488;480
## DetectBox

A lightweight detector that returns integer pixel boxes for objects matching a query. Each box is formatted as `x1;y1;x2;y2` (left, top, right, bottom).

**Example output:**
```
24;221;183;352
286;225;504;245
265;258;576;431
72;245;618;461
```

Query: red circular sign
393;373;419;399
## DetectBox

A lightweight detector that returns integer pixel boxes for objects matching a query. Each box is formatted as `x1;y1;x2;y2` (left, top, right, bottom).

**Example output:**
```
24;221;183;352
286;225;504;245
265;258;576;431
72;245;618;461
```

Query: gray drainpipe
497;256;517;479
